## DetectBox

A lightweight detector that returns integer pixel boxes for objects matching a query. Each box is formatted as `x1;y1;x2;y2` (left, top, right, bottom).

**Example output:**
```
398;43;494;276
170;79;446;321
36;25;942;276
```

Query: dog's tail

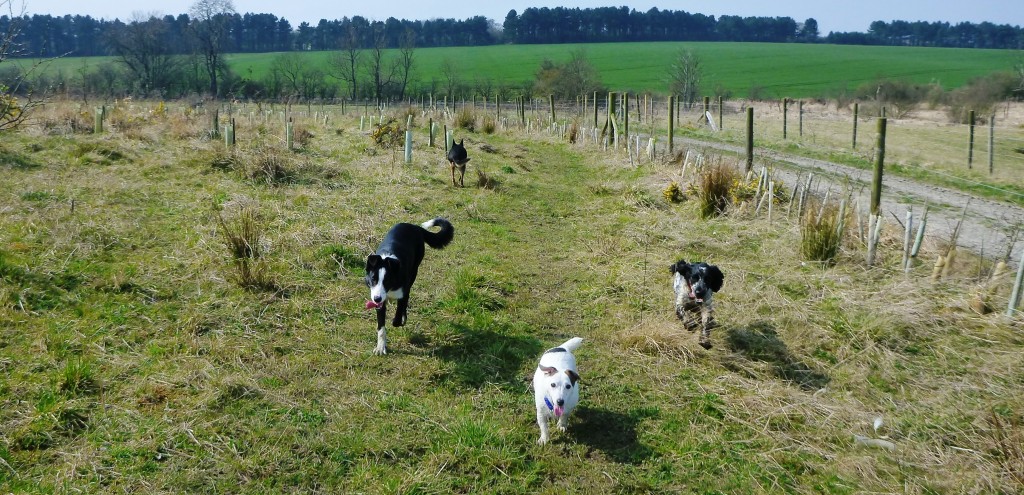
420;218;454;249
558;337;583;352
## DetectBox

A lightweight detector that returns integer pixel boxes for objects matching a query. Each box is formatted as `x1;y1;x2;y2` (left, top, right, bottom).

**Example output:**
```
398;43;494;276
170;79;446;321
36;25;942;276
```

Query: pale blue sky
10;0;1024;35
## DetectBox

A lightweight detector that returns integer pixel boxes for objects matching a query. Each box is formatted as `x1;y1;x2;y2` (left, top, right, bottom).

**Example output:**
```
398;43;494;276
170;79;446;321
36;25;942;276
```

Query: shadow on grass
571;405;655;464
427;322;544;389
724;321;831;391
0;148;42;170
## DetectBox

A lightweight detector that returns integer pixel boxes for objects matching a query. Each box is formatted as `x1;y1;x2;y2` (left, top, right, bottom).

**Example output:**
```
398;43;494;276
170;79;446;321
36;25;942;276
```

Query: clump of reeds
801;199;847;265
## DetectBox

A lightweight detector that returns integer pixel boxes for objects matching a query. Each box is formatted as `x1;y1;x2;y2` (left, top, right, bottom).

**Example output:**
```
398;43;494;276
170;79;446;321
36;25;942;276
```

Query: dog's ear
539;365;557;376
670;260;687;274
706;265;724;292
383;256;401;272
366;254;382;270
566;369;580;386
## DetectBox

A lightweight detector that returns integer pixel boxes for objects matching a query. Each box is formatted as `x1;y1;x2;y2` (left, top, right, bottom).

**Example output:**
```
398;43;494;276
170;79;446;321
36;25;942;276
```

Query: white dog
533;337;583;445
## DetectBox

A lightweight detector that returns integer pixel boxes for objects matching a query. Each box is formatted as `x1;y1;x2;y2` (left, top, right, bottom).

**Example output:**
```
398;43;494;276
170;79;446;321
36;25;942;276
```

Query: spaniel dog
670;260;724;349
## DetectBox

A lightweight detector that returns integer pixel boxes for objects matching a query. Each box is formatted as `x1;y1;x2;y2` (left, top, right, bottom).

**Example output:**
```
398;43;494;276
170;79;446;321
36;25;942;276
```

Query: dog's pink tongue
365;300;381;310
554;406;564;417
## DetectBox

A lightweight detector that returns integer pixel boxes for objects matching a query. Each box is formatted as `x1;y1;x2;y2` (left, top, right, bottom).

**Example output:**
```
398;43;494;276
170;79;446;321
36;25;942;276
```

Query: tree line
1;6;1022;60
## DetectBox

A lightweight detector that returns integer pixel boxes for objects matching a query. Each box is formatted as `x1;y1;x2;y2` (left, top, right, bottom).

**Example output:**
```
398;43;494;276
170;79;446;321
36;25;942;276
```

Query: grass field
1;101;1023;493
22;41;1023;99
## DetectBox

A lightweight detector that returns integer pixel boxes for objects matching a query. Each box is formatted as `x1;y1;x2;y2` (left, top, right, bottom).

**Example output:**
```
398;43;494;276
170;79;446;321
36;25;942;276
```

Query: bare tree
669;49;702;109
440;57;461;101
395;29;416;101
364;28;396;105
189;0;235;98
328;25;362;100
107;12;182;96
270;53;304;98
1;0;46;131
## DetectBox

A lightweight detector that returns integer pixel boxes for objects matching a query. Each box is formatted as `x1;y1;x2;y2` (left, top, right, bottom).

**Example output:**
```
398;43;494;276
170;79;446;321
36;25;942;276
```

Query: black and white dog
670;260;724;349
533;337;583;445
365;218;454;355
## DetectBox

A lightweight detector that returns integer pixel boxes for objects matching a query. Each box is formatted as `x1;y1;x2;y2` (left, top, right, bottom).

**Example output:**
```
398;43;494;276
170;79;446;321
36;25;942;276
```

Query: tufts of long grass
696;163;737;218
801;199;846;265
217;203;278;292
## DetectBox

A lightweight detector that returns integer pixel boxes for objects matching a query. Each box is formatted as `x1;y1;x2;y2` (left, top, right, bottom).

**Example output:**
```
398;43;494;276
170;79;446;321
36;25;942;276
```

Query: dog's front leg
536;409;550;445
374;304;388;355
393;297;408;327
698;302;714;349
556;415;569;433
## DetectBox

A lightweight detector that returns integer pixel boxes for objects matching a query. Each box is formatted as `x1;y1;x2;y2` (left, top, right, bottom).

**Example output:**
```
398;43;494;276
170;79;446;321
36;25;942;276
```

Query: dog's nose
556;399;564;406
372;295;383;303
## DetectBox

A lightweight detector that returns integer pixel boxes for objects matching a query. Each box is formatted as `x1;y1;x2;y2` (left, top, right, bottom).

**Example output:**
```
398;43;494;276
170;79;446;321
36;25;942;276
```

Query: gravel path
677;137;1024;263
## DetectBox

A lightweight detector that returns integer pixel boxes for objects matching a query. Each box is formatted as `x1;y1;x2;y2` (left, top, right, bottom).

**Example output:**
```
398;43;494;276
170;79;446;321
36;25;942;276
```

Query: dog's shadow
425;322;544;388
722;321;831;391
570;405;655;464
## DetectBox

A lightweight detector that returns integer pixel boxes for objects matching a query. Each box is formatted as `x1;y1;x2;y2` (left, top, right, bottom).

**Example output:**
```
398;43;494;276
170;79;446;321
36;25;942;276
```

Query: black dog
447;139;470;187
670;260;724;349
365;218;454;354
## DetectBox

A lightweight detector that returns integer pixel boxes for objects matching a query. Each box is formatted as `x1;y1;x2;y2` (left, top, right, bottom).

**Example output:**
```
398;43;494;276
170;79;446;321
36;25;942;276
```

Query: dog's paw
675;307;686;320
699;340;713;350
373;343;388;355
537;436;549;445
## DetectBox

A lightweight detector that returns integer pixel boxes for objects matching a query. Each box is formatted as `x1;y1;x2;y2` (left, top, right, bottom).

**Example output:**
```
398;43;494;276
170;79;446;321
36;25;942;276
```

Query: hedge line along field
28;41;1022;99
1;101;1023;493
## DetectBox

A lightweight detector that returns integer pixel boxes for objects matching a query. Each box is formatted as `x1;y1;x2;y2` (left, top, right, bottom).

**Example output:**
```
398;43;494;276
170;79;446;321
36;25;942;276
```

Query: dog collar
544;397;554;411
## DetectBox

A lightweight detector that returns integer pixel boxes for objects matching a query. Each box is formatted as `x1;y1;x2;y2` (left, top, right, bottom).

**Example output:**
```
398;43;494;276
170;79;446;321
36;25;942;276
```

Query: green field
1;101;1022;493
24;41;1023;98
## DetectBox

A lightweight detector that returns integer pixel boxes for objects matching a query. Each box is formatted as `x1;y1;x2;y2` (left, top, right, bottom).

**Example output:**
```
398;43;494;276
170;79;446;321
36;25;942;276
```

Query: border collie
365;218;454;355
670;260;724;349
533;337;583;445
447;139;470;187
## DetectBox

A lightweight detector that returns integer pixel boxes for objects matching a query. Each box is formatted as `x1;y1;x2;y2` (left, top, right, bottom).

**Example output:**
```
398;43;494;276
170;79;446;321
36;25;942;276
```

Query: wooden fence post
799;100;804;137
782;98;788;139
871;117;887;215
988;115;995;175
618;93;626;143
852;103;859;149
668;95;675;154
745;107;754;173
968;109;975;169
718;96;723;131
549;95;555;124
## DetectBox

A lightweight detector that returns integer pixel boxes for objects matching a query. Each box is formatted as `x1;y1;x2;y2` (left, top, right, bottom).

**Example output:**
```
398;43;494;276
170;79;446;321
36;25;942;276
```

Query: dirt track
678;137;1024;263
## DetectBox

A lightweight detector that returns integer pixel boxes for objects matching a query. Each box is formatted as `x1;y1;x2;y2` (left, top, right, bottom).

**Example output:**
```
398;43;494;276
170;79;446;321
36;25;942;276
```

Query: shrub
370;118;404;148
946;71;1020;123
854;78;928;118
663;181;683;203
